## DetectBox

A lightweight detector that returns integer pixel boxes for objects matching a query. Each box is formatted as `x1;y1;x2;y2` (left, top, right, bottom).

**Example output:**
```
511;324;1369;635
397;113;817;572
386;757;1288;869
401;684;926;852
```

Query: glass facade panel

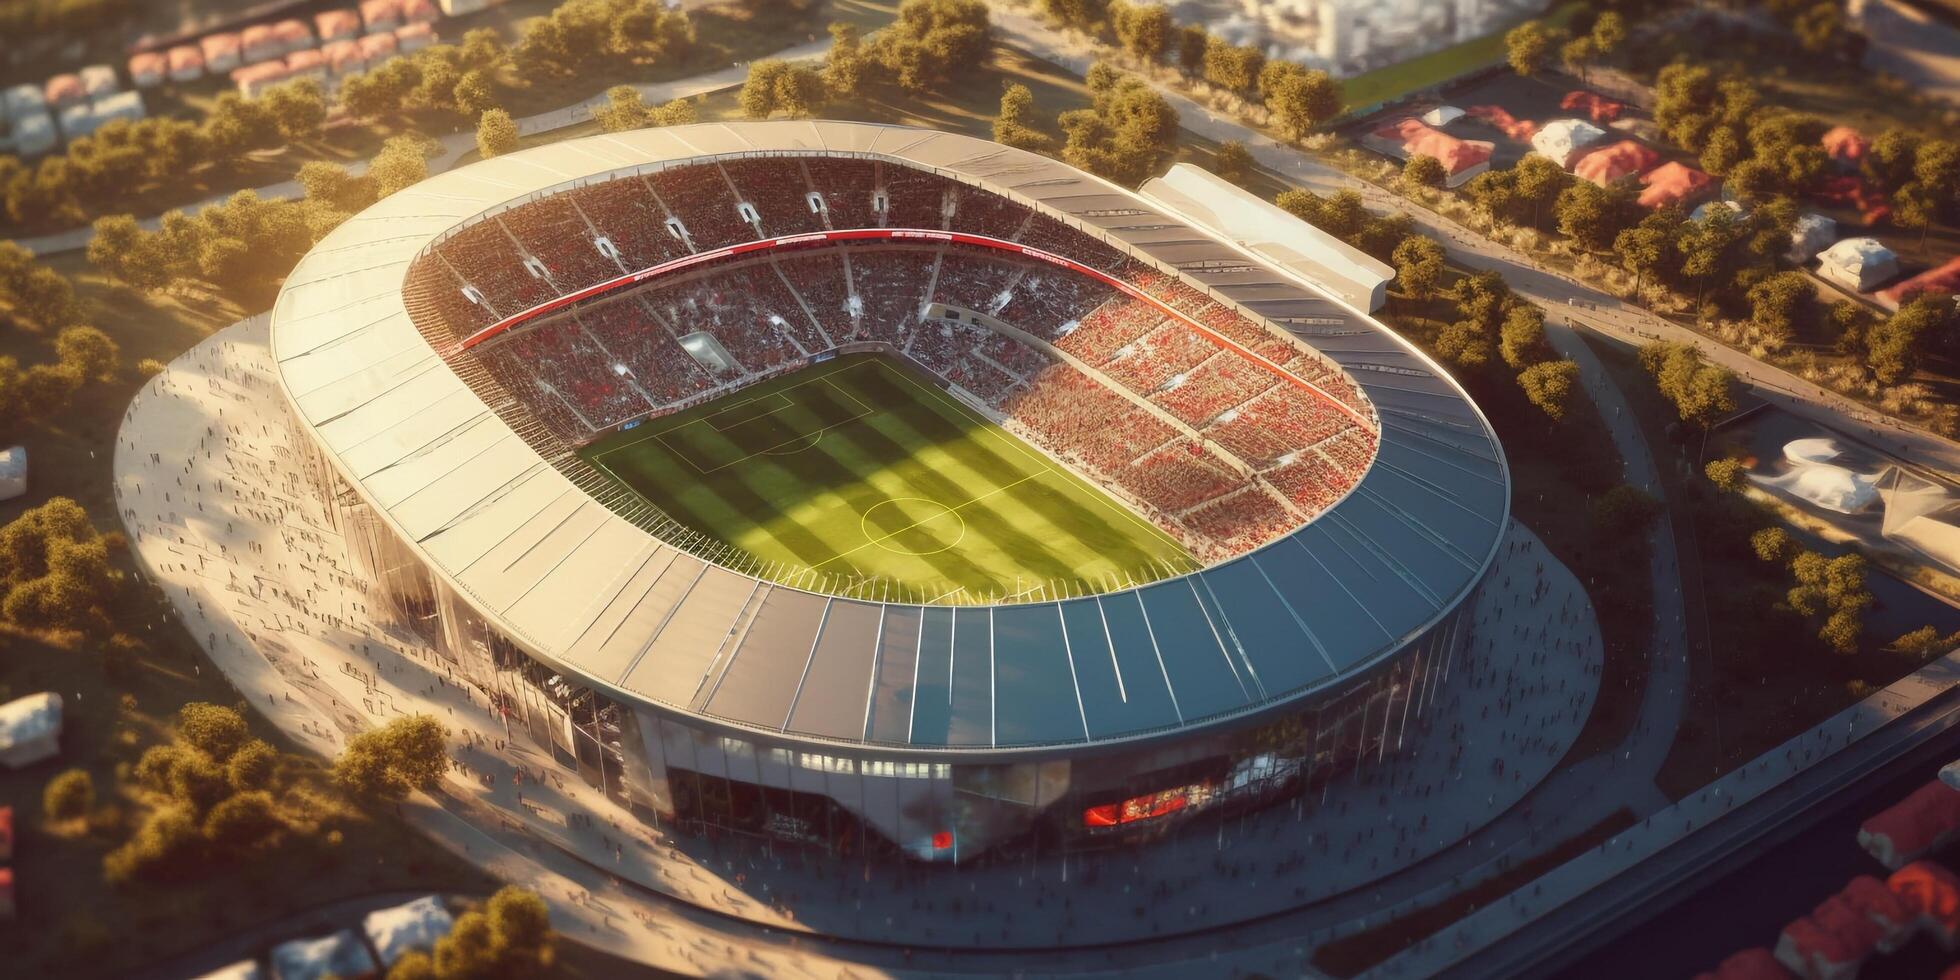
989;603;1085;745
865;605;922;743
908;606;956;744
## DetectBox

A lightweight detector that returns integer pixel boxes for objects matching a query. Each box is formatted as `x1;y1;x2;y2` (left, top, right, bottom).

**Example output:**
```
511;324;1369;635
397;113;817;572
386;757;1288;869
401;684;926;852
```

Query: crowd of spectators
404;158;1388;561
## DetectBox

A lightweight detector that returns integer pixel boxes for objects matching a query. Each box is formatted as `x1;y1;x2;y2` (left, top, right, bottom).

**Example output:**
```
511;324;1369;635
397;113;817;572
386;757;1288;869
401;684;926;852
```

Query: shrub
177;702;249;761
43;768;95;822
103;806;201;884
226;738;278;791
203;791;283;850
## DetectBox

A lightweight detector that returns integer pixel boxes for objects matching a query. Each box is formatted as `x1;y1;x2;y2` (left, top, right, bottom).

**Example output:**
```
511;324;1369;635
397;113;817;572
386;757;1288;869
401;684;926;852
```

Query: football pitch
578;354;1197;603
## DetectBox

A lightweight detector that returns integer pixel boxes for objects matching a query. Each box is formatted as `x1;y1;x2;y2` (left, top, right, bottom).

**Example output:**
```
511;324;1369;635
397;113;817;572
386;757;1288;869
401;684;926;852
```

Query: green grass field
578;354;1196;603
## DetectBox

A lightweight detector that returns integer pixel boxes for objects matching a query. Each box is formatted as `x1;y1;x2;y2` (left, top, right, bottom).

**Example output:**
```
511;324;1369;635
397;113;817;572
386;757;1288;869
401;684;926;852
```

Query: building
1572;140;1660;187
267;122;1507;863
1531;118;1608;169
167;45;206;84
1636;161;1719;210
128;52;167;89
1819;237;1902;293
1362;116;1493;187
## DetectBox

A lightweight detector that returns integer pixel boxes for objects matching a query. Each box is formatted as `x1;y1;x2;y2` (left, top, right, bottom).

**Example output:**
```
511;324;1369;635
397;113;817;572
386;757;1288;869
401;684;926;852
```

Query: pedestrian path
113;318;1606;970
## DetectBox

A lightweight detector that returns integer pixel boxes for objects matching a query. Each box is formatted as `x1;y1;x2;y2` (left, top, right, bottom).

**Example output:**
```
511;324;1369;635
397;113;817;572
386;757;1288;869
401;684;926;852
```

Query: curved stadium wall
269;121;1509;862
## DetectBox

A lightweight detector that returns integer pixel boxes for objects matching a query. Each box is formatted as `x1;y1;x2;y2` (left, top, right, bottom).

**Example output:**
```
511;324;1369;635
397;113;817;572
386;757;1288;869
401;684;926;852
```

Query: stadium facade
269;121;1509;863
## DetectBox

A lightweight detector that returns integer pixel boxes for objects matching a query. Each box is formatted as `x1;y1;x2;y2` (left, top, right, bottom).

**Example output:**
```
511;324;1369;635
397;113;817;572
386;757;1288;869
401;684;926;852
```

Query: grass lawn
579;353;1195;603
1338;2;1586;110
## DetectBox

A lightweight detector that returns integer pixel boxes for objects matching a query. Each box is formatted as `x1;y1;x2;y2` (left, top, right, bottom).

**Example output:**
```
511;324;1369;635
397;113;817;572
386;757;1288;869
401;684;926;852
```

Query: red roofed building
128;52;167;89
1889;861;1960;946
1573;140;1662;186
42;74;85;108
1823;126;1869;170
317;8;362;43
1638;161;1720;209
1862;781;1960;869
201;33;243;74
271;18;316;55
1876;256;1960;311
1561;90;1628;125
1466;105;1538;141
231;61;290;98
1364;117;1493;187
167;45;205;83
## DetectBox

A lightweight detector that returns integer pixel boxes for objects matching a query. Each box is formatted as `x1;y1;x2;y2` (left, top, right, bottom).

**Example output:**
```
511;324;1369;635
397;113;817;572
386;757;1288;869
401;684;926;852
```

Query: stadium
267;120;1509;863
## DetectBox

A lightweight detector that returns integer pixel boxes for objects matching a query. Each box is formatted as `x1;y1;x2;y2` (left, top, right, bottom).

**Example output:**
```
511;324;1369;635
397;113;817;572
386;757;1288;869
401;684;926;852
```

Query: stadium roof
269;121;1509;756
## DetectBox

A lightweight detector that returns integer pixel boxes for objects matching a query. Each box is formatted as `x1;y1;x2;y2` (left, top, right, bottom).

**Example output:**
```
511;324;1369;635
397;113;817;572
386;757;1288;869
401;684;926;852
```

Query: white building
1817;237;1901;293
1530;119;1608;169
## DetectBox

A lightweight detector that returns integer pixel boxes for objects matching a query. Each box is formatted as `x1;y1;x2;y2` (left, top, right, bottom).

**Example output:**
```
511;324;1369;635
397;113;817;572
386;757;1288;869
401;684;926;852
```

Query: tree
1202;39;1263;96
1434;320;1495;369
1518;360;1579;420
1561;35;1597;83
740;61;791;119
1592;484;1661;536
453;69;500;117
1590;11;1626;58
1892;626;1958;658
86;214;167;290
261;79;327;142
1865;128;1923;194
593;85;651;133
1639;340;1737;428
1866;296;1953;386
429;886;556;977
168;751;230;815
993;83;1055;152
476;109;518;158
1614;210;1679;299
1403;154;1447;190
1514;155;1570;230
1059;64;1178;185
178;703;250;762
1176;25;1208;75
869;0;992;95
1705;457;1749;493
297;161;374;213
226;739;278;792
823;22;869;96
1555;181;1633;252
54;326;118;382
1752;526;1799;564
1262;63;1341;139
1499;304;1547;369
1390;234;1446;300
366;135;435;199
103;805;201;885
1213;139;1253;186
1112;1;1172;62
334;715;449;800
44;768;94;822
1745;270;1818;350
202;791;283;850
1505;21;1561;77
0;496;119;632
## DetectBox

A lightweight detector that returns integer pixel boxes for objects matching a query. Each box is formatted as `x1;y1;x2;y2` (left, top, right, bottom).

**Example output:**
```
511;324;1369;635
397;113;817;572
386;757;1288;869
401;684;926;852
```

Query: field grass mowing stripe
872;362;1192;560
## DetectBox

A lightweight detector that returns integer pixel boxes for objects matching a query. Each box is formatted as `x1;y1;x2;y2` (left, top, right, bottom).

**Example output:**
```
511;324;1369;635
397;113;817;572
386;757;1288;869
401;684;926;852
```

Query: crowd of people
400;157;1387;561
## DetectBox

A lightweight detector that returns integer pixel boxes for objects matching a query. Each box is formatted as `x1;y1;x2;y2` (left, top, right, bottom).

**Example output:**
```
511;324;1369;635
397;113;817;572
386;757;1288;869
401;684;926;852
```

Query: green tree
1505;20;1562;77
261;79;328;142
226;739;278;792
1176;25;1209;75
1112;1;1172;62
1403;154;1447;190
1213;139;1254;186
168;751;230;815
1745;270;1818;350
1866;295;1953;386
993;83;1056;152
54;326;118;382
1639;340;1736;428
869;0;993;94
1058;64;1178;184
85;215;167;290
1752;526;1799;564
1498;304;1547;369
1555;180;1634;252
1262;63;1341;138
367;136;436;199
202;791;283;850
43;768;94;822
453;69;500;117
1705;457;1749;493
103;806;201;885
823;22;869;96
429;886;556;977
334;715;449;801
1614;209;1680;299
1561;35;1598;83
1590;11;1627;57
1892;626;1958;657
1202;39;1263;96
476;109;519;158
1518;359;1579;420
1390;234;1446;300
178;703;249;762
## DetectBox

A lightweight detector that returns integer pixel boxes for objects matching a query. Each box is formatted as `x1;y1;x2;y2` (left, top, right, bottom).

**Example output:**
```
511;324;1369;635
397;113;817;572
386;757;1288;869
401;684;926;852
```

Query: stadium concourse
116;317;1604;965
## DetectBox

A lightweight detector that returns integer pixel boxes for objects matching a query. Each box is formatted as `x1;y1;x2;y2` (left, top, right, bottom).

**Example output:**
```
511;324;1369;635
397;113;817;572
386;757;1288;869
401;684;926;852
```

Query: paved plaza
113;319;1607;973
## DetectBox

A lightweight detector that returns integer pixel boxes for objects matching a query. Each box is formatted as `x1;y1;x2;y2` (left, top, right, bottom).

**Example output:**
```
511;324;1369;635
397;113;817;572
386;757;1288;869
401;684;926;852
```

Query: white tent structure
0;693;63;769
0;446;24;501
1530;119;1607;169
363;895;454;966
1420;105;1465;126
1818;237;1901;293
1788;212;1838;263
1751;438;1880;514
1880;468;1960;577
270;930;375;980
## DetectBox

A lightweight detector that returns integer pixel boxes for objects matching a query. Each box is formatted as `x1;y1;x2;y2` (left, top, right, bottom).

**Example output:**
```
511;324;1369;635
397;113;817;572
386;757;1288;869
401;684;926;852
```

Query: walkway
115;318;1604;974
12;39;830;257
1853;0;1960;107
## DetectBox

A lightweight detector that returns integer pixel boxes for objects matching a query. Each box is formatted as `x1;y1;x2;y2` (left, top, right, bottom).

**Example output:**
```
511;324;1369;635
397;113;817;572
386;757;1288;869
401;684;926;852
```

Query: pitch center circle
861;498;966;556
